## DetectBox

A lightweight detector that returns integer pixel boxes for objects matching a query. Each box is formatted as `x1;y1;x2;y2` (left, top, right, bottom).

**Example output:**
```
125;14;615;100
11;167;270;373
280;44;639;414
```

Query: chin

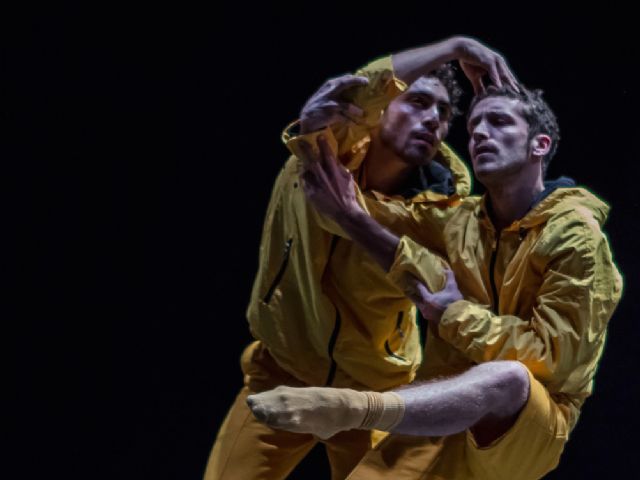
403;148;435;166
473;166;500;184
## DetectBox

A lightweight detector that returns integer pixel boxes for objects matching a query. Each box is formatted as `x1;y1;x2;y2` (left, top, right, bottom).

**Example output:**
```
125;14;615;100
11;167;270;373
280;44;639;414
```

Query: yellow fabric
390;188;623;431
247;56;472;391
346;368;568;480
203;341;373;480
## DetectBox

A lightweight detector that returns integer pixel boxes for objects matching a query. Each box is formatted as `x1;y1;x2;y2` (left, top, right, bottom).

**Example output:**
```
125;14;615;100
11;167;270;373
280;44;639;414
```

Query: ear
530;134;552;158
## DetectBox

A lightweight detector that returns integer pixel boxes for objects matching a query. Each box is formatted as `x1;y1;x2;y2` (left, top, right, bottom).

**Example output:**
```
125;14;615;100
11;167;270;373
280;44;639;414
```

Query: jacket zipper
324;235;342;386
489;232;500;314
384;311;407;361
324;308;342;386
263;238;293;304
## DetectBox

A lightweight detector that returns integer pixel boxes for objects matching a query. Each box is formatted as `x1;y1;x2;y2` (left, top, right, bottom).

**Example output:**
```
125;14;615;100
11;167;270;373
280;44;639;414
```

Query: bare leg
247;361;529;446
394;361;529;445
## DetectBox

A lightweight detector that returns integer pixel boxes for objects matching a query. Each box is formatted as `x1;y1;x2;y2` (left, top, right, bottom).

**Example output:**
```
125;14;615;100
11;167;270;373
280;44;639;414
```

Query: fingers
342;102;364;121
471;60;518;94
323;75;368;120
299;138;333;193
319;100;364;123
496;58;519;92
459;40;519;93
472;75;485;95
482;56;520;92
406;277;434;305
444;268;458;289
330;74;369;95
416;280;435;300
443;268;463;303
300;75;368;132
319;100;363;119
459;60;485;95
486;61;502;89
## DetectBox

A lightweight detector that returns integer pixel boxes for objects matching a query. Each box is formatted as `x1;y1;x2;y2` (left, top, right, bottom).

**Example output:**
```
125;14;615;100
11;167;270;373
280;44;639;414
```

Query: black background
8;5;639;479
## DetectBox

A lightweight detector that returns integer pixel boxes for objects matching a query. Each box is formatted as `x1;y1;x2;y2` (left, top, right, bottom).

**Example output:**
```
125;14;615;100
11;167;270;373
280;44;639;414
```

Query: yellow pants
345;368;569;480
203;341;373;480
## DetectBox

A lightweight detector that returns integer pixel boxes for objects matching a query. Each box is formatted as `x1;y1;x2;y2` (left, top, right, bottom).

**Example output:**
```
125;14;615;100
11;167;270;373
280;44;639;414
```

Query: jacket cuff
438;300;488;343
283;123;339;162
387;235;447;297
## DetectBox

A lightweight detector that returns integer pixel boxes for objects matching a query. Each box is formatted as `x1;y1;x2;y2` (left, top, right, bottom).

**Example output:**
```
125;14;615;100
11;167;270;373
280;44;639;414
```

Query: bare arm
297;36;518;138
299;136;400;269
300;136;462;322
393;36;518;93
299;75;369;134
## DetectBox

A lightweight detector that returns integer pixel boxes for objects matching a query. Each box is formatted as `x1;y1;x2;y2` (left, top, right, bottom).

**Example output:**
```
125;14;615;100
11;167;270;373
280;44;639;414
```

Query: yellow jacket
388;186;623;429
246;57;471;390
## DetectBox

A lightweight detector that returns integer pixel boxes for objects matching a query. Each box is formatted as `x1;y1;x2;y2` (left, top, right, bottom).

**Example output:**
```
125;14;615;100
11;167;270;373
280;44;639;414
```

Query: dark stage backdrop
8;5;638;479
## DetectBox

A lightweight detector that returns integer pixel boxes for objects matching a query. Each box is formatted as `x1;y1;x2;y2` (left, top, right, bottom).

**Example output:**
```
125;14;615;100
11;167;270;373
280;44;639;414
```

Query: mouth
473;143;498;160
411;131;436;148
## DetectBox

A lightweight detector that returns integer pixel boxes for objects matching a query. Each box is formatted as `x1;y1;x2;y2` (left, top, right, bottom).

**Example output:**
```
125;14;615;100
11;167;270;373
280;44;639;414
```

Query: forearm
392;36;462;85
336;209;400;272
438;300;582;380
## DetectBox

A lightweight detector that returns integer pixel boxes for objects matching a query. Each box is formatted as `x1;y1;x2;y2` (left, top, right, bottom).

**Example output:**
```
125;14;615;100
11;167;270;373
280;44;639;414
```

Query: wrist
449;36;470;58
336;203;367;229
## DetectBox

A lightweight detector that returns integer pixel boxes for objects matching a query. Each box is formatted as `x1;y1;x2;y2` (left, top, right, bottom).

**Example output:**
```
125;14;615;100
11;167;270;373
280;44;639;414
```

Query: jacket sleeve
279;56;406;237
283;55;407;166
438;214;623;392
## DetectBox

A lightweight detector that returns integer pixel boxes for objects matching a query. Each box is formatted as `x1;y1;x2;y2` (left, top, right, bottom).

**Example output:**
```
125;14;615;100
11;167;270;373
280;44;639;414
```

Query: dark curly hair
428;63;463;120
468;85;560;175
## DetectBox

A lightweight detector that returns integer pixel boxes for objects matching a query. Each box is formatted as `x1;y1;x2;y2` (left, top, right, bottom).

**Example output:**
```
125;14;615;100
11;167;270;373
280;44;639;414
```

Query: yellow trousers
203;341;373;480
345;369;569;480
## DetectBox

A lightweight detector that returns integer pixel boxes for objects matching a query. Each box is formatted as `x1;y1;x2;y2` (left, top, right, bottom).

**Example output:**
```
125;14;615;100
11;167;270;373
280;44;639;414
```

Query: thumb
444;268;458;289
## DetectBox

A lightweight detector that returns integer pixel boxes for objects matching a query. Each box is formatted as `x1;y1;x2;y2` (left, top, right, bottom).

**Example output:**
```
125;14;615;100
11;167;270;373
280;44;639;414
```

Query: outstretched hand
454;36;519;94
300;74;369;134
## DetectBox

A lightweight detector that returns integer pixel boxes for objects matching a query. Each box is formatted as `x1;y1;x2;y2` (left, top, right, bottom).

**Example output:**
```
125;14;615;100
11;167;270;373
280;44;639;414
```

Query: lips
411;131;436;148
473;143;498;158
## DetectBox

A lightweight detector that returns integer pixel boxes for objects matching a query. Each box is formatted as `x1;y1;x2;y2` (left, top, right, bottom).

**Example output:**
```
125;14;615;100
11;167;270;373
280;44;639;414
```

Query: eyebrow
407;90;451;106
468;109;513;123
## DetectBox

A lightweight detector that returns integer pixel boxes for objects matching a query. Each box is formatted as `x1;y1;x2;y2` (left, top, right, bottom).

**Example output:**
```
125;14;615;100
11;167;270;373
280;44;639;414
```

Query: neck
486;170;544;231
364;130;417;194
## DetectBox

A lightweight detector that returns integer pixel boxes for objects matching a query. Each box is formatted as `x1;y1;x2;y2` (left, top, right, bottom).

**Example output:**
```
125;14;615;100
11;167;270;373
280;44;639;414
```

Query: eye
438;103;452;121
410;97;429;107
490;113;512;126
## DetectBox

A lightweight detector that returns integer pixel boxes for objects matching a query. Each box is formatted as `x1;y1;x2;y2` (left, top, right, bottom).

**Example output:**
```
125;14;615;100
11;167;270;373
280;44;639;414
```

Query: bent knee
478;361;530;416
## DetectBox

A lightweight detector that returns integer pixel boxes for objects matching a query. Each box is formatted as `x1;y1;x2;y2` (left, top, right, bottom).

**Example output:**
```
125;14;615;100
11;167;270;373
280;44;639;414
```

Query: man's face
379;76;451;166
467;96;531;184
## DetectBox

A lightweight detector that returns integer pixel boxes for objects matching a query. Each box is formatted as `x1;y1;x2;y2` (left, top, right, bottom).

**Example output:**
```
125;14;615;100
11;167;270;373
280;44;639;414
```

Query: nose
421;104;441;130
471;120;489;144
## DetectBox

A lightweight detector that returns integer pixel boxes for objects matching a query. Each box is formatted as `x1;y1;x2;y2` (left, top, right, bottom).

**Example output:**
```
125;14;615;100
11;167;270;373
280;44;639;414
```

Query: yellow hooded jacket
246;57;471;391
388;184;623;430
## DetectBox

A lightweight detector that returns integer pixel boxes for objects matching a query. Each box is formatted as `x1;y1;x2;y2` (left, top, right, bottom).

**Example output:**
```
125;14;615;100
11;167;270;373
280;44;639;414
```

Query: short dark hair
468;85;560;175
428;63;463;120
